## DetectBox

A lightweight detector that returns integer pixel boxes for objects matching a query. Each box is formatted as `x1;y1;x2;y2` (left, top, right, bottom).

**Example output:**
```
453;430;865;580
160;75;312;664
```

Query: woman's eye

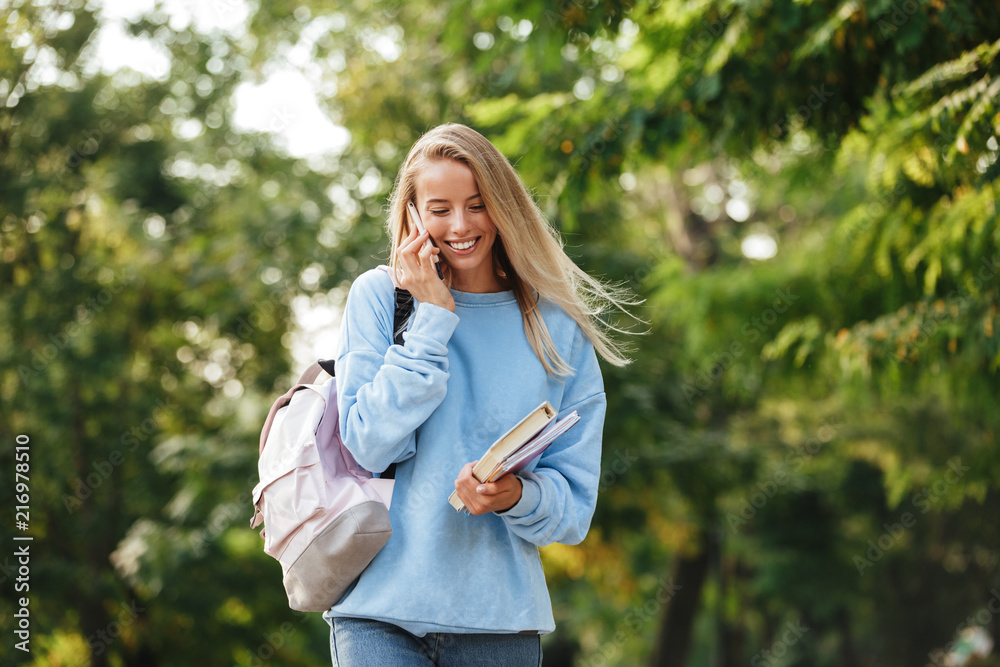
430;209;448;216
470;205;485;212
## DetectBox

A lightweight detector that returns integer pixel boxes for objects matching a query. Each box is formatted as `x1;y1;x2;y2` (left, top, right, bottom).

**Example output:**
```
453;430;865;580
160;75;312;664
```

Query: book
491;412;580;478
447;402;581;512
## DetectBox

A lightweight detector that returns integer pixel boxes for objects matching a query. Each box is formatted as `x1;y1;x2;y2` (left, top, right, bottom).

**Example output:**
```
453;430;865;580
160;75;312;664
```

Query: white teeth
449;239;476;250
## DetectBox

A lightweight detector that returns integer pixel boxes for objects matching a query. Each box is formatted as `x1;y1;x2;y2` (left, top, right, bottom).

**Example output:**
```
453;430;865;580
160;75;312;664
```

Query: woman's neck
449;266;506;293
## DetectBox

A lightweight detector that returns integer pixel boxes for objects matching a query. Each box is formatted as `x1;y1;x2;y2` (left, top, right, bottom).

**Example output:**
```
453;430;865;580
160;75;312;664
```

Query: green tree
4;0;999;665
0;2;367;663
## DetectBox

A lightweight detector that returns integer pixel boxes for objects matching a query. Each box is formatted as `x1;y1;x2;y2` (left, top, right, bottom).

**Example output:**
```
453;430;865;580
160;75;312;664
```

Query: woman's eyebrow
425;193;483;204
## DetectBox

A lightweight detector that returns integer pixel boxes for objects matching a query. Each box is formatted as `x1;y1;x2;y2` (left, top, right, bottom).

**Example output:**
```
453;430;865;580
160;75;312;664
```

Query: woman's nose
449;210;470;233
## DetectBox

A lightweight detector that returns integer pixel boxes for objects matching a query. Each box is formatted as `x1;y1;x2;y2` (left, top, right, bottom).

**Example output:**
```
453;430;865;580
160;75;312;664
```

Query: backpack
250;267;413;612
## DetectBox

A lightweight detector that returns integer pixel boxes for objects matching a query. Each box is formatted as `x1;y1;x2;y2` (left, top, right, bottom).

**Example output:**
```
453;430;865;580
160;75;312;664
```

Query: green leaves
3;0;999;664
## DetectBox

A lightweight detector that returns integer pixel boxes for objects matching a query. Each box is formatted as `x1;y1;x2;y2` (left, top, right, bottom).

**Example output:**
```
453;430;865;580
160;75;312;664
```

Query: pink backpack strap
376;264;402;289
297;362;325;385
258;267;402;455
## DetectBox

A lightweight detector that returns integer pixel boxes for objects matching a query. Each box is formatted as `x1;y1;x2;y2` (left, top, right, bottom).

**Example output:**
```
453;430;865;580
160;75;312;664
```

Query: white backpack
250;267;411;611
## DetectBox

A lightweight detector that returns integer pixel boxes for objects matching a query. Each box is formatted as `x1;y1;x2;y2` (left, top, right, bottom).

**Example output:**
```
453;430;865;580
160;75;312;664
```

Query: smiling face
414;159;501;293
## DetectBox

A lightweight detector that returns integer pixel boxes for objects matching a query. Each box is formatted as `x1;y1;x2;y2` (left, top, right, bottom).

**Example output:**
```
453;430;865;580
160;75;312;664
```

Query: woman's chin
442;251;487;271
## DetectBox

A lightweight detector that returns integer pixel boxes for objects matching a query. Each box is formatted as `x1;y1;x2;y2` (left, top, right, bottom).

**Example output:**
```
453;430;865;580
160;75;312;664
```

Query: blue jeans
329;617;542;666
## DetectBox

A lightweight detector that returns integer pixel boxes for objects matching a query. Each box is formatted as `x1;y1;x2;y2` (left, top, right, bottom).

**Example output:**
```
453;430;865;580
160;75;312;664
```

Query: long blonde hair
387;123;636;376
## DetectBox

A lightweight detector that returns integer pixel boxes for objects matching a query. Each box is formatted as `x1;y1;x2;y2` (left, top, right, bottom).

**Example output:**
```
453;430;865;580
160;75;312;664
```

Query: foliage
1;0;998;665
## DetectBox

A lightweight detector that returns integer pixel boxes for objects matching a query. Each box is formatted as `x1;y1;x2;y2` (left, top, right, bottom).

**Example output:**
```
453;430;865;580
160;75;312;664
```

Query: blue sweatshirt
324;268;607;636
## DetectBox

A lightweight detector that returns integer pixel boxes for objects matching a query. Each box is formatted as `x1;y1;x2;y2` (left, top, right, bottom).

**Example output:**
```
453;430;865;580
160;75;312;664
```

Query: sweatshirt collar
449;288;517;307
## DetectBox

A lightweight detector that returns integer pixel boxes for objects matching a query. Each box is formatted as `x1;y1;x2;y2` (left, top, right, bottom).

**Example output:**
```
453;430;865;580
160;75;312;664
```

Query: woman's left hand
453;462;522;515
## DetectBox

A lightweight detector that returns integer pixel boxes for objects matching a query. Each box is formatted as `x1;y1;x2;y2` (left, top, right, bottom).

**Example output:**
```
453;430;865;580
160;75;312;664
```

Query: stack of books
448;401;580;513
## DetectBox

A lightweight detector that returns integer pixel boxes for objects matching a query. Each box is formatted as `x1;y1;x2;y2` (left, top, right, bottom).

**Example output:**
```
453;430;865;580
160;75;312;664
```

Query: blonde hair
387;123;636;376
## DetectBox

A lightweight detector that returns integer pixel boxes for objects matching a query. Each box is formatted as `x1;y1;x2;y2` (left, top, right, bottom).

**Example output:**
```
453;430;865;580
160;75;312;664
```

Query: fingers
453;465;522;515
417;236;440;264
397;231;445;292
396;234;428;282
400;230;428;258
400;223;420;251
474;477;512;496
453;463;483;514
398;231;432;267
455;462;477;488
394;230;455;312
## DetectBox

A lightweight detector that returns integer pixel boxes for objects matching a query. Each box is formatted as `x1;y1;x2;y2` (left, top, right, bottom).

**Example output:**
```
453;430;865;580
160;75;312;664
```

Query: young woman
324;123;633;666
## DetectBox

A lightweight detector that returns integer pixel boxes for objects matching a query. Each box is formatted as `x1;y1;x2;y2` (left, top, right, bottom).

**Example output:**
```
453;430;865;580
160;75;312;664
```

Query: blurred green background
2;0;999;665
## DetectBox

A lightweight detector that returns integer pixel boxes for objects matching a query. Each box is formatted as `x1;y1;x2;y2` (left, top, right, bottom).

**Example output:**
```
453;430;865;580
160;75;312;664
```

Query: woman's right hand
395;225;455;312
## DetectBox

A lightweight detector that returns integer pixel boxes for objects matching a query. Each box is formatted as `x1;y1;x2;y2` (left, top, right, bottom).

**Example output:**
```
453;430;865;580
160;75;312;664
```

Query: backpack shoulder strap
376;264;413;346
376;266;411;480
297;362;326;385
378;263;401;289
392;288;413;346
316;266;413;480
319;267;414;377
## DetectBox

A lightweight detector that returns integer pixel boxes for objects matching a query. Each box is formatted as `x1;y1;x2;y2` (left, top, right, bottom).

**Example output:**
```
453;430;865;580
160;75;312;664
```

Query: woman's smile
444;237;480;253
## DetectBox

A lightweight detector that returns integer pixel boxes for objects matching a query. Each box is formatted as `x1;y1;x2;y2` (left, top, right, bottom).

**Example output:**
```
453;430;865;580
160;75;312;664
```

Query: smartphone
407;201;444;279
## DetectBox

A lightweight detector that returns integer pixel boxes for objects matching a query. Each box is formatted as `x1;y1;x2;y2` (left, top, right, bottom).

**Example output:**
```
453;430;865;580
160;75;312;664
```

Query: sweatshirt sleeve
336;270;459;473
497;328;607;547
